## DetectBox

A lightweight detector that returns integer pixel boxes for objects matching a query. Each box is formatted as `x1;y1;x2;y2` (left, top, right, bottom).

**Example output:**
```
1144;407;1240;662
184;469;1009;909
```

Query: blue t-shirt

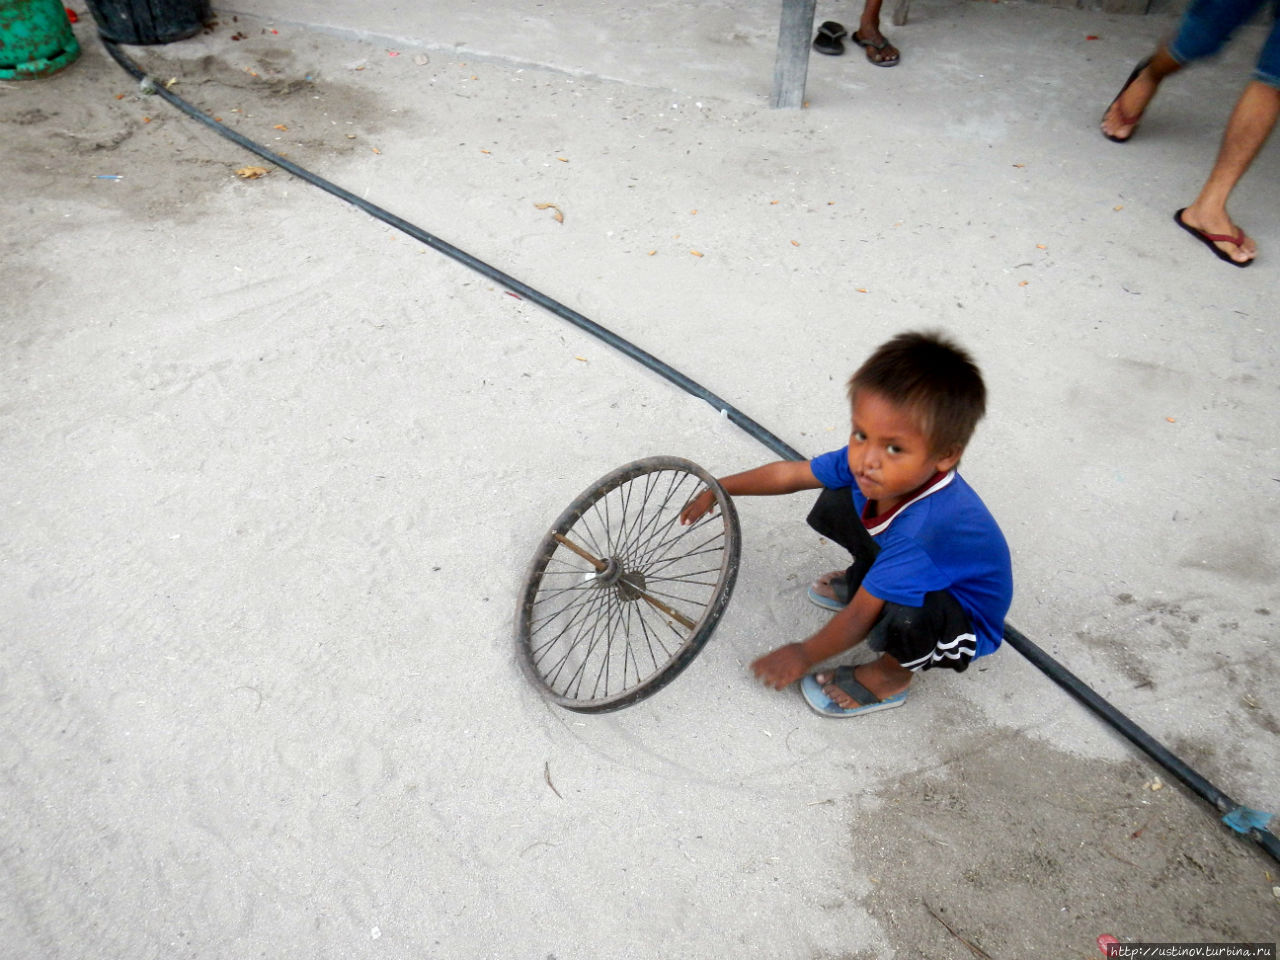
809;447;1014;658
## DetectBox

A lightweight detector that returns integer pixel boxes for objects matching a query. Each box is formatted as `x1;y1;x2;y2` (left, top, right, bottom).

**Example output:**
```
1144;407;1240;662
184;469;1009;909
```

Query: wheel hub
594;557;646;602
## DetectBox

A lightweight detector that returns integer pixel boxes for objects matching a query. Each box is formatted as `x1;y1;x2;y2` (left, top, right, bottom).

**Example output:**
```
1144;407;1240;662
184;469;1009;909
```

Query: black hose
1003;625;1280;862
101;39;803;465
101;38;1278;864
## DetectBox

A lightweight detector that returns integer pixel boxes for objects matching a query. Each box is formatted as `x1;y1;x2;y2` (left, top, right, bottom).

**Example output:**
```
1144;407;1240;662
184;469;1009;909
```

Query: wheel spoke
632;513;717;572
556;587;622;696
645;566;723;585
578;504;611;563
620;473;693;568
528;559;604;630
632;600;674;671
536;591;612;690
636;589;696;630
639;524;725;570
531;580;608;661
642;535;726;575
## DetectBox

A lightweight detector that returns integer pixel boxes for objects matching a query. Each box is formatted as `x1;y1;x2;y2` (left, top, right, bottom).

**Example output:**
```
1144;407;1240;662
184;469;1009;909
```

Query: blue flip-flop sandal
806;572;851;611
801;665;907;718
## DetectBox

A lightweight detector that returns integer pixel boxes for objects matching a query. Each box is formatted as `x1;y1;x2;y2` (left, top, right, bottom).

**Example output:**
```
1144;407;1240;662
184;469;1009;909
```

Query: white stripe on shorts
899;633;977;671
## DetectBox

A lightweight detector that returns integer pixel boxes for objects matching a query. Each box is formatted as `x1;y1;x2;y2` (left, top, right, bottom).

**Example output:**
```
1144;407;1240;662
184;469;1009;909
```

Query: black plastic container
84;0;211;44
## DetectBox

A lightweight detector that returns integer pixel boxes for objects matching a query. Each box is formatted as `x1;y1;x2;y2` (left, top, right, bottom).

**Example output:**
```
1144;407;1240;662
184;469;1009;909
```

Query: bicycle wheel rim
516;456;740;712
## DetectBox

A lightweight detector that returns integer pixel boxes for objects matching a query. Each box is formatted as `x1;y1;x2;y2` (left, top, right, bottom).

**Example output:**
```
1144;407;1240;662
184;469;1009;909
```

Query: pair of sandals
813;20;899;66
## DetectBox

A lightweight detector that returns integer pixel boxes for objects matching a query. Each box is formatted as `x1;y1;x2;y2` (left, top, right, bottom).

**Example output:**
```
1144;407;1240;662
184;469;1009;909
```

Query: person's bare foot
1101;65;1157;142
852;28;898;66
811;570;846;604
813;660;910;708
1177;206;1257;264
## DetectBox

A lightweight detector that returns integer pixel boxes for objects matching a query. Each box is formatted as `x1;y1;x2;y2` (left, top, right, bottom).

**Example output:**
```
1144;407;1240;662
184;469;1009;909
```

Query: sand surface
2;2;1278;956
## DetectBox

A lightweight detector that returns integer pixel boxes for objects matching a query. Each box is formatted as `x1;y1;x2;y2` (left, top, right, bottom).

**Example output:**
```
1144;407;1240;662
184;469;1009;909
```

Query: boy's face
846;389;961;514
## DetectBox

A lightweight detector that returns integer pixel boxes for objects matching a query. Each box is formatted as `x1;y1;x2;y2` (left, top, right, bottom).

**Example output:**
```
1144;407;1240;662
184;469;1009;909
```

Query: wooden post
771;0;817;109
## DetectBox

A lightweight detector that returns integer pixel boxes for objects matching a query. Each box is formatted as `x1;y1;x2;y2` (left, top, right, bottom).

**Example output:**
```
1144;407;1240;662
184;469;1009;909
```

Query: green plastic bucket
0;0;81;79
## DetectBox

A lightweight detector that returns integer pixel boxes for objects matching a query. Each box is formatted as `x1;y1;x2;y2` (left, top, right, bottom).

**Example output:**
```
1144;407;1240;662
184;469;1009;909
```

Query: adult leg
853;0;899;65
1102;0;1265;142
1177;80;1280;263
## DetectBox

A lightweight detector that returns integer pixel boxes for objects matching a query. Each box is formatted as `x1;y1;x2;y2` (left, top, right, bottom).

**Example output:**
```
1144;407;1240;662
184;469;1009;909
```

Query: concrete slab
2;1;1277;957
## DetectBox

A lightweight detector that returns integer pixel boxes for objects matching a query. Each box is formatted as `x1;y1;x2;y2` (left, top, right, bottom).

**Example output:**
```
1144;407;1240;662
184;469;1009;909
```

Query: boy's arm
680;460;822;525
751;587;886;689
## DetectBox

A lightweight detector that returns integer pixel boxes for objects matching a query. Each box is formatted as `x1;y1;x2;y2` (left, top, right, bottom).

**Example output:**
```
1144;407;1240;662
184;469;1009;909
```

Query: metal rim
516;457;740;712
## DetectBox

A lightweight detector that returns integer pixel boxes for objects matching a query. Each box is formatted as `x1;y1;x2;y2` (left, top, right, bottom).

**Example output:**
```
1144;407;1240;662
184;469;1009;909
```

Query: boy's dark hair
847;330;986;455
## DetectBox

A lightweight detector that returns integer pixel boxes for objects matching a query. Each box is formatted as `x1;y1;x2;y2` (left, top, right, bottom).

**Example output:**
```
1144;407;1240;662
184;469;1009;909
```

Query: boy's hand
750;642;811;690
679;489;716;525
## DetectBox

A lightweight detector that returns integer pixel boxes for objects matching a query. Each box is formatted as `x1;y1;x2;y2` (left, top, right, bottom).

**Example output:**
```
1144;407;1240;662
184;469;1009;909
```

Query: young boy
680;331;1012;718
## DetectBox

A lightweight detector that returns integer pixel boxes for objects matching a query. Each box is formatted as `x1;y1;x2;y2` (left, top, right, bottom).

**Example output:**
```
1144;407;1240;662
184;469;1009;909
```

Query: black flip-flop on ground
852;30;899;66
1174;208;1254;267
813;21;847;56
1101;55;1152;143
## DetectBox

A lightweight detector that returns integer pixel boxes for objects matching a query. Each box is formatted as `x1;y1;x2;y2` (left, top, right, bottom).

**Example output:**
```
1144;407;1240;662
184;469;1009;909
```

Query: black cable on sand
101;37;1278;864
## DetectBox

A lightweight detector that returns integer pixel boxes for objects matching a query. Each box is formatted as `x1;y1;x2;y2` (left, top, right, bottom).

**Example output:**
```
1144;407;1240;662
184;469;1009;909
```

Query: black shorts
806;486;976;673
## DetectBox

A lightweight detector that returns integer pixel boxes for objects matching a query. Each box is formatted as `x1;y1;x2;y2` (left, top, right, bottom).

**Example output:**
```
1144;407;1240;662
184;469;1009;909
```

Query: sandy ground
2;2;1278;957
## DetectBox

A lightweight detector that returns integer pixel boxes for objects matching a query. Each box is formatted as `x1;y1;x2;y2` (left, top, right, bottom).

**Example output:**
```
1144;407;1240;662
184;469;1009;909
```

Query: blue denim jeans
1169;0;1280;87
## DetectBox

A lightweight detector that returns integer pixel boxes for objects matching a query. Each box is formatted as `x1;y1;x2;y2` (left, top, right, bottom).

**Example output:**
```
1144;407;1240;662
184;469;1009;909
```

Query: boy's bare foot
811;570;846;602
807;570;851;611
1176;206;1256;264
813;658;910;708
